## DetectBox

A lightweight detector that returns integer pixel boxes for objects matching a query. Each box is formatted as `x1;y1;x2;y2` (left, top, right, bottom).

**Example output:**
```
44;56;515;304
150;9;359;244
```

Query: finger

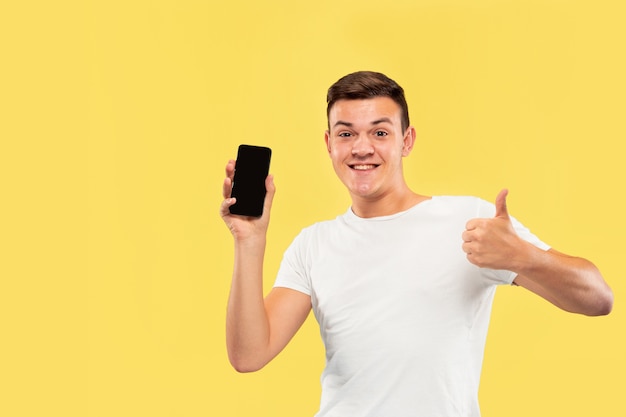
461;241;472;254
262;174;276;215
494;188;510;219
461;230;473;243
465;219;478;231
222;176;233;199
219;196;236;218
465;252;478;266
225;159;236;181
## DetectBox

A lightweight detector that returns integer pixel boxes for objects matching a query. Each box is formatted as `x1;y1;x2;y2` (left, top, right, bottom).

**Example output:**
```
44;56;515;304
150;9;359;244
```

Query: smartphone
229;145;272;217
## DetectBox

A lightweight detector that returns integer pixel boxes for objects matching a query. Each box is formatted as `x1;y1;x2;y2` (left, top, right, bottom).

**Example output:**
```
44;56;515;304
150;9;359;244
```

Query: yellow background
1;0;624;416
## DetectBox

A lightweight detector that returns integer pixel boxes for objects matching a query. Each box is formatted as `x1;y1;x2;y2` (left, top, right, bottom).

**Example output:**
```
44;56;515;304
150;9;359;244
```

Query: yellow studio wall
0;0;624;416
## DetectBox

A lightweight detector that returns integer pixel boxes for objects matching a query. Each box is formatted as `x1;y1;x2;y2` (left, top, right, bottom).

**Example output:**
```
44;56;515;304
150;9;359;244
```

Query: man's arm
221;160;311;373
513;248;611;315
462;189;613;316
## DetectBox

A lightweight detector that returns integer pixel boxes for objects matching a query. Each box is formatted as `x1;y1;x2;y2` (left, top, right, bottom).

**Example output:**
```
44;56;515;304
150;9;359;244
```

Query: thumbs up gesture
462;189;527;270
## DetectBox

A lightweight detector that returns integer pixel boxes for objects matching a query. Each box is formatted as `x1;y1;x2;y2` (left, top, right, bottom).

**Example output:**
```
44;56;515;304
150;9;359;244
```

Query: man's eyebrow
333;118;393;128
371;117;392;125
333;120;353;128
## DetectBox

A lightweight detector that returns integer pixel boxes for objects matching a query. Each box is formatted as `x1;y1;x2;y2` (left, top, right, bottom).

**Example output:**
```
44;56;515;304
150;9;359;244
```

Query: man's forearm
226;237;271;372
514;246;613;316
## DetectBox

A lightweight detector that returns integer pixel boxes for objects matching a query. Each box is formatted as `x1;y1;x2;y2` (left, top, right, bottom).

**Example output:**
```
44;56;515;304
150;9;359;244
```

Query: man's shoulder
429;195;487;210
432;195;483;204
293;211;348;238
420;195;495;220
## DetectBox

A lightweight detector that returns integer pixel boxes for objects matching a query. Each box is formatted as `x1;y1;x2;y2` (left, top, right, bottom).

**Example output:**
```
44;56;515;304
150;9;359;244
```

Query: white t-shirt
274;196;550;417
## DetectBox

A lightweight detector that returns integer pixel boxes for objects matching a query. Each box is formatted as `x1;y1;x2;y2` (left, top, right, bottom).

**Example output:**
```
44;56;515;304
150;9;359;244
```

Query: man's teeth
352;164;376;170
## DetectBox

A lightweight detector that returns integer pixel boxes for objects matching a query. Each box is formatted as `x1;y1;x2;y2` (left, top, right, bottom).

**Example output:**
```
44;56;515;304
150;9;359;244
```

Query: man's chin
348;185;380;200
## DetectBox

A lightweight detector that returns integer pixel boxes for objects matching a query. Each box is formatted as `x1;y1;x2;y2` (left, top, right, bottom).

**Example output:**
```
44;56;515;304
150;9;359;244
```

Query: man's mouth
350;164;379;171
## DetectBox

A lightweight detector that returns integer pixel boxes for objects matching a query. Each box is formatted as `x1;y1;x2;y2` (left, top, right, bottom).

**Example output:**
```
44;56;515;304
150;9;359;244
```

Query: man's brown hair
326;71;410;131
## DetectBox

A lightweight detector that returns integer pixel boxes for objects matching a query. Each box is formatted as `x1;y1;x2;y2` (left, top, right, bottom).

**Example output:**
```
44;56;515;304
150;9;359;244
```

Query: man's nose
351;134;374;156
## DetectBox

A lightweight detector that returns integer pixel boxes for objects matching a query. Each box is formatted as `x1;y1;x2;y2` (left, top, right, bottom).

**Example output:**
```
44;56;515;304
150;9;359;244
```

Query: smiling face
325;97;416;208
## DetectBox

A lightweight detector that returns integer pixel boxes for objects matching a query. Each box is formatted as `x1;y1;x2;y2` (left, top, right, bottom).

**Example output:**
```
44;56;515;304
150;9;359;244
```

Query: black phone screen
229;145;272;217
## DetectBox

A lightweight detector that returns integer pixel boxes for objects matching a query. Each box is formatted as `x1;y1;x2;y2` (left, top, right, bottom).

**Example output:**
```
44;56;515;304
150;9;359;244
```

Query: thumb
495;188;510;219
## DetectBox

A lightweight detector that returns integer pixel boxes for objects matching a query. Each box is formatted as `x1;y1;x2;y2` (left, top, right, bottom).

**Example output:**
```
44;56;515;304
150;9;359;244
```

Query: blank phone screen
229;145;272;217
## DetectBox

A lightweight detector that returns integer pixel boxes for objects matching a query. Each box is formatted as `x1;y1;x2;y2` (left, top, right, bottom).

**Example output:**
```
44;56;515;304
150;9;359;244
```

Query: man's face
325;97;415;202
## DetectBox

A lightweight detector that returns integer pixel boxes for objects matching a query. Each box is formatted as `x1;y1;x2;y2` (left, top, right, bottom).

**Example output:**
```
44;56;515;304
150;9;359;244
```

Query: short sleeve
273;229;313;296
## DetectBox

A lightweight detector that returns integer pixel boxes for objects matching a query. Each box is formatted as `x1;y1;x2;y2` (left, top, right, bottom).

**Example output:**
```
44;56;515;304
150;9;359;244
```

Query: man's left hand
462;189;529;271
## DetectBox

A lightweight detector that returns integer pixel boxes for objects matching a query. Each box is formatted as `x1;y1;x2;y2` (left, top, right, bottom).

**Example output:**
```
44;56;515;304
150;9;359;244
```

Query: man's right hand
220;159;276;242
221;158;310;373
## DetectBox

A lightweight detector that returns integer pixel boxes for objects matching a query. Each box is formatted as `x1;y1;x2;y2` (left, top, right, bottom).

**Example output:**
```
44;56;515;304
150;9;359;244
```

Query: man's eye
338;132;352;137
375;131;388;137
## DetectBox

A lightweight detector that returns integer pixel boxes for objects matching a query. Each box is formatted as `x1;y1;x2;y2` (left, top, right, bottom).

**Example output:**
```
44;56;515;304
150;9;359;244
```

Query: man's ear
324;130;331;154
402;126;416;156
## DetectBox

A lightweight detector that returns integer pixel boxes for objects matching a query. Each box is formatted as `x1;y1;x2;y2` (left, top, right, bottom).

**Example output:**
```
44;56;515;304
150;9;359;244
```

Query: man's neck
350;190;431;218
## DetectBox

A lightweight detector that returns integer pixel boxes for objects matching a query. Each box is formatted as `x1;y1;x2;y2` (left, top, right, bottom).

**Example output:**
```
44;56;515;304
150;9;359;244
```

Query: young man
220;71;613;416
